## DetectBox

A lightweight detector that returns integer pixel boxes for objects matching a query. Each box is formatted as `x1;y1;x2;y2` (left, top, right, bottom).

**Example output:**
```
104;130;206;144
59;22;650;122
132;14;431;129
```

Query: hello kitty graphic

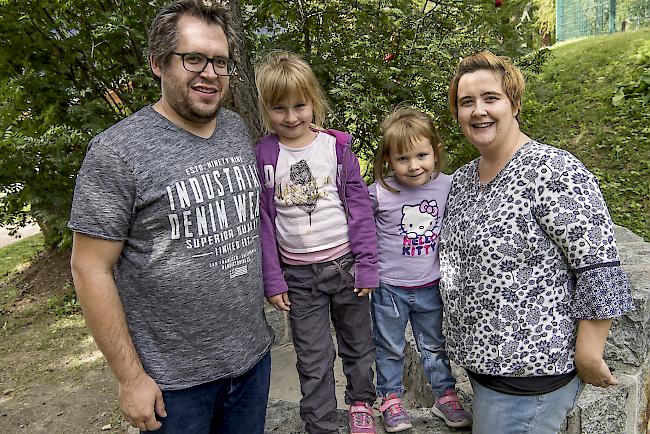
400;200;440;239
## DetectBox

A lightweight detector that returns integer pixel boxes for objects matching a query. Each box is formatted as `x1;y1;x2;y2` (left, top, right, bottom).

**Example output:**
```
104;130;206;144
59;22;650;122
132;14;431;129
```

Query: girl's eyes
394;153;429;161
271;103;308;111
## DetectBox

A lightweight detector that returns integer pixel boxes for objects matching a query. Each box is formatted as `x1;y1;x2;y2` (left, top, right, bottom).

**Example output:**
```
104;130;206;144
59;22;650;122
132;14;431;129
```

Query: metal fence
619;0;650;31
556;0;650;42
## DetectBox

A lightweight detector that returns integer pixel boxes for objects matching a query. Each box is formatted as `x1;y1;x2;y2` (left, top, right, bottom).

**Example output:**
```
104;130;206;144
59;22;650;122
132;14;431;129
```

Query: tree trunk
224;0;261;139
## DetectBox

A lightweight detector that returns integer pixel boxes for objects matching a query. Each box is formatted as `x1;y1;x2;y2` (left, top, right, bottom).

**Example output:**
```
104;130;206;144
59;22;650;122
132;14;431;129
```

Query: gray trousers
283;253;376;434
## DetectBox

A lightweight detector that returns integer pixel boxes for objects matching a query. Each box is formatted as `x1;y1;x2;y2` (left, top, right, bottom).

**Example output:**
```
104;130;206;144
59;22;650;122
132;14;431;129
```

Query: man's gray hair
148;0;235;68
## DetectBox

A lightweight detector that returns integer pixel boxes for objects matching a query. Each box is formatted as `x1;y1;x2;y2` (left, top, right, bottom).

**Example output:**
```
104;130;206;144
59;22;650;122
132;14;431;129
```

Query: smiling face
456;69;520;154
151;14;230;129
388;137;436;188
267;97;317;148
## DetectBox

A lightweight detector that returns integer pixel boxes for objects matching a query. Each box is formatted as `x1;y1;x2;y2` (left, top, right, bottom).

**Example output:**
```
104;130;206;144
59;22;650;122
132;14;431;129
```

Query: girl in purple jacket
254;50;379;434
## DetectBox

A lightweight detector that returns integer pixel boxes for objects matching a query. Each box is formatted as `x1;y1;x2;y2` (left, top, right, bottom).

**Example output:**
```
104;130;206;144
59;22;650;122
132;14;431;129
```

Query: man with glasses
68;0;274;432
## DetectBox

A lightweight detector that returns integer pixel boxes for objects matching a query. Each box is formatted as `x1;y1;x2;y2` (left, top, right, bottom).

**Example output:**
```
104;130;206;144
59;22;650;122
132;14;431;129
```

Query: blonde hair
448;50;526;123
374;107;443;193
254;50;328;134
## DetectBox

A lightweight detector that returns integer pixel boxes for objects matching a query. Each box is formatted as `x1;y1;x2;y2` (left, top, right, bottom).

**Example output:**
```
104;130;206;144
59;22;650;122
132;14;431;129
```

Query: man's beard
181;85;228;124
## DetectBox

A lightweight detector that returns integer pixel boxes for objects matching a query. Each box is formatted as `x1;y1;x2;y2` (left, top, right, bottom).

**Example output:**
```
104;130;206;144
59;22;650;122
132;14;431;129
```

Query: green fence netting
556;0;650;42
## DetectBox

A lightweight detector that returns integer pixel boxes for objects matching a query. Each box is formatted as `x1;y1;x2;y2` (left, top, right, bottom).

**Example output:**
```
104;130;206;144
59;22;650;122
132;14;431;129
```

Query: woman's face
456;69;519;153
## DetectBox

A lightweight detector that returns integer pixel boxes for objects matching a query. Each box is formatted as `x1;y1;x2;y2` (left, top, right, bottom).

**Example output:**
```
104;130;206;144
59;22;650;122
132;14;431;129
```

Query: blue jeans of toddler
371;281;455;398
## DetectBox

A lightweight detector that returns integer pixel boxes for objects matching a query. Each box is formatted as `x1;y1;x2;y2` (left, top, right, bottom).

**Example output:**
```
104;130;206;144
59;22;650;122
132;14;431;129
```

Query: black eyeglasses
173;52;235;76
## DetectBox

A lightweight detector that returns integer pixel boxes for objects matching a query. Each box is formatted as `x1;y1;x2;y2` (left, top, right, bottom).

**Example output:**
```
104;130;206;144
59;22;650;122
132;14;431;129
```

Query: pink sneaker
432;389;472;428
348;402;376;434
379;393;412;432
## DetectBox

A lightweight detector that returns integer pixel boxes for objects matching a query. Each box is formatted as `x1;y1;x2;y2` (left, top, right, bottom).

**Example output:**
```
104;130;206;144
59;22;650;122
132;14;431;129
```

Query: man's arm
70;233;166;431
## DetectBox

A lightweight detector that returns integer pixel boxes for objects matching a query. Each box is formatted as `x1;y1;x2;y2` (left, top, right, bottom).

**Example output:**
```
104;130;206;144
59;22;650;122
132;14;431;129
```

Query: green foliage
0;0;163;248
0;126;91;247
618;0;650;30
0;233;44;282
524;28;650;240
243;0;546;176
46;282;81;316
612;70;650;105
531;0;555;41
612;37;650;105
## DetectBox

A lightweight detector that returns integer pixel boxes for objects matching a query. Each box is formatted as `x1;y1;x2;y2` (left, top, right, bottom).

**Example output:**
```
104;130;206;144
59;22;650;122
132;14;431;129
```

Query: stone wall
564;225;650;434
264;225;650;434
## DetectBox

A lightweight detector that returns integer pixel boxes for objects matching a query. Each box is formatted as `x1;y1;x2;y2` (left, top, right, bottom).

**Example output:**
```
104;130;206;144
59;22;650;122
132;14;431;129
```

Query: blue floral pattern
439;141;634;377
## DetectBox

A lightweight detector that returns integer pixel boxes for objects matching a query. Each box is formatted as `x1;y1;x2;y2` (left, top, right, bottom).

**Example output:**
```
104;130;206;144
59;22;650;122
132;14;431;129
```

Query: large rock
607;226;650;368
265;305;291;348
606;268;650;366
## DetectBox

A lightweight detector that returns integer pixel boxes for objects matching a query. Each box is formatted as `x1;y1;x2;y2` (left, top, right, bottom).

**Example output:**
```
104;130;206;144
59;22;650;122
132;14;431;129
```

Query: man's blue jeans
150;351;271;434
371;282;455;397
470;375;581;434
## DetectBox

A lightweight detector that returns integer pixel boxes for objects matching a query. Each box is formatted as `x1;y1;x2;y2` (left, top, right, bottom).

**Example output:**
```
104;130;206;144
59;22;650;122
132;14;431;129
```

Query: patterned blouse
439;140;634;377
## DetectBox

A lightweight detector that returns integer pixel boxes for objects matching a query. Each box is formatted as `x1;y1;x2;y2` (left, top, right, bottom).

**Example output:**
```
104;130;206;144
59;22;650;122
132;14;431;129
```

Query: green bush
524;29;650;240
0;0;161;248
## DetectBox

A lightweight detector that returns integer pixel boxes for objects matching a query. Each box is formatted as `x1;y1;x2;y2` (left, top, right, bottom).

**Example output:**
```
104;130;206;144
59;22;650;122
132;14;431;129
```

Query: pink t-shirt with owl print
369;174;452;287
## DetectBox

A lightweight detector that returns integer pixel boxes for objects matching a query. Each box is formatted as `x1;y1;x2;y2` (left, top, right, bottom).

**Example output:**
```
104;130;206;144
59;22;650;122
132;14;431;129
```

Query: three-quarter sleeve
532;151;634;319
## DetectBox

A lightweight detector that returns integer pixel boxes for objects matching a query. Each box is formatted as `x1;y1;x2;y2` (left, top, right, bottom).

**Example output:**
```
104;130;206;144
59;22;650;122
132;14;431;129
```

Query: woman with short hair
439;50;634;434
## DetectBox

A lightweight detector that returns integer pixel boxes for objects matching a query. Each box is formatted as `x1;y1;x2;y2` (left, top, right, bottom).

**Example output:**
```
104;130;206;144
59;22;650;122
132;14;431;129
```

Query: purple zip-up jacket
255;129;379;298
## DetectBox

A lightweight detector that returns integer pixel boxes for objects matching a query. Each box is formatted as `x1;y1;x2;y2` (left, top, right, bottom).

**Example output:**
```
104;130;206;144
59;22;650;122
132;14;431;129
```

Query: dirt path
0;240;306;434
0;245;131;433
0;224;41;248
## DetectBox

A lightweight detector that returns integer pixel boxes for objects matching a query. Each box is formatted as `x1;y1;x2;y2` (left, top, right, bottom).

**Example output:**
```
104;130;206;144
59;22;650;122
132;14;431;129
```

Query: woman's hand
575;319;618;388
575;352;618;388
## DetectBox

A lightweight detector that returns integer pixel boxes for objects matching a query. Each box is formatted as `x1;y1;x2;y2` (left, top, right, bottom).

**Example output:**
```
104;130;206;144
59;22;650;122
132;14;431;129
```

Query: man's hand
353;287;373;297
267;292;291;311
119;371;167;431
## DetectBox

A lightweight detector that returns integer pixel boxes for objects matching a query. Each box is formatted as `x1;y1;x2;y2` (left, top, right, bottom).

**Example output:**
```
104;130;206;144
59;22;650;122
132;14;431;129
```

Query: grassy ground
523;28;650;240
0;236;125;433
0;234;44;282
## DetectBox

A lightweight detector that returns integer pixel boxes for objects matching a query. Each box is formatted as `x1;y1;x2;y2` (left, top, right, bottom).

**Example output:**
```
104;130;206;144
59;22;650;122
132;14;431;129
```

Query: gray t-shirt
68;106;273;390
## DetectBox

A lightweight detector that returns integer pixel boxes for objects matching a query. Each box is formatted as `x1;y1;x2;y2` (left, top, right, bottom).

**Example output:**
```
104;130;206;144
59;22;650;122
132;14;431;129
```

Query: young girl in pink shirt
254;50;379;434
